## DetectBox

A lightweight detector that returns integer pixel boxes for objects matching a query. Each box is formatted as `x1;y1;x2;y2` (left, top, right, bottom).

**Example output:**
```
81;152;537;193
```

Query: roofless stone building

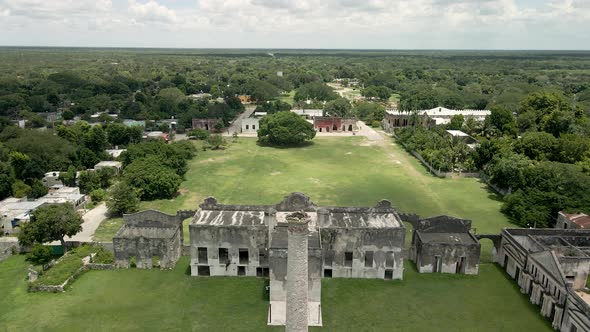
189;192;406;327
113;210;183;269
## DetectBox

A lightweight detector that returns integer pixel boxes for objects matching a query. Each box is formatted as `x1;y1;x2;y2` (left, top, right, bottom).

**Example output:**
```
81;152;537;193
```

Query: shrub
371;120;381;128
188;128;209;140
90;188;107;202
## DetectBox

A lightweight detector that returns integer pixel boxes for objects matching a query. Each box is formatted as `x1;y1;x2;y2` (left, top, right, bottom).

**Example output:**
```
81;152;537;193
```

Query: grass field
0;255;551;331
95;136;512;261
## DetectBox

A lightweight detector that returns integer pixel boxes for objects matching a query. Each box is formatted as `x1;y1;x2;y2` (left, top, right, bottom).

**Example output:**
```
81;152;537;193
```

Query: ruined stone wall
562;291;590;332
319;227;405;280
189;224;269;276
123;210;180;228
0;237;20;262
414;241;480;275
113;228;181;269
313;117;357;132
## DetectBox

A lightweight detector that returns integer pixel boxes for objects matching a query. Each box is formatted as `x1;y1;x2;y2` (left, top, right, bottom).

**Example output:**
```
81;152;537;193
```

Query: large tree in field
107;182;140;215
18;203;83;251
257;111;316;146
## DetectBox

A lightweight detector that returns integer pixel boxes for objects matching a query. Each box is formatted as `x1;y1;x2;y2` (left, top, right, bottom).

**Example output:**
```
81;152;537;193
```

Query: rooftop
325;211;402;228
418;232;477;245
291;109;324;117
562;212;590;229
95;161;123;168
192;210;266;227
445;130;470;137
106;149;126;158
115;226;178;239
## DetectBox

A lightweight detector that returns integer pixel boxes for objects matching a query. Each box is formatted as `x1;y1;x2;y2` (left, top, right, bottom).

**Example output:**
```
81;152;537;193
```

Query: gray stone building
497;228;590;331
556;211;590;230
410;216;480;275
192;118;221;132
113;210;183;269
189;193;406;281
240;117;260;134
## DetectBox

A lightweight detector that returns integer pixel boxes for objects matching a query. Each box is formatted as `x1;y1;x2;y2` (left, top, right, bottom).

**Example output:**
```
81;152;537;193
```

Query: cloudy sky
0;0;589;49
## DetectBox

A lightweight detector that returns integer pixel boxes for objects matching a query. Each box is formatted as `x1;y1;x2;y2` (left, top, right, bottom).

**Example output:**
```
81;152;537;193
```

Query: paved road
226;105;256;135
67;203;109;242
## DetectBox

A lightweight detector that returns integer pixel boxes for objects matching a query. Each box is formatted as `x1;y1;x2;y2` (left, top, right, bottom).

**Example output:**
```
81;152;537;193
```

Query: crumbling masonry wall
113;210;182;269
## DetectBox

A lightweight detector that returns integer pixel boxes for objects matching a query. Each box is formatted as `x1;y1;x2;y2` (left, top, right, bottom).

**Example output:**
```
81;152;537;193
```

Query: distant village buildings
0;187;86;235
382;107;491;131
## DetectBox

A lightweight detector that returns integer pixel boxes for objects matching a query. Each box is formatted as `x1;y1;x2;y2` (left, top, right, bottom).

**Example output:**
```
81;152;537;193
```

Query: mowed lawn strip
0;256;551;331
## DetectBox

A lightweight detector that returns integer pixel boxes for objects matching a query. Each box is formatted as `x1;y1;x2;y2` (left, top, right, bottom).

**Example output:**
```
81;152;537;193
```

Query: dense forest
1;48;590;227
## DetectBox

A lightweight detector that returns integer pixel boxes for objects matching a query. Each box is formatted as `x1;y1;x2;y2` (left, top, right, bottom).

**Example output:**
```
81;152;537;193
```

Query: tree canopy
18;203;83;251
258;111;316;146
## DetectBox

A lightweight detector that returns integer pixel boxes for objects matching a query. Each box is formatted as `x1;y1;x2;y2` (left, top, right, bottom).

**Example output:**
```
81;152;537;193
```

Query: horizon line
1;45;590;52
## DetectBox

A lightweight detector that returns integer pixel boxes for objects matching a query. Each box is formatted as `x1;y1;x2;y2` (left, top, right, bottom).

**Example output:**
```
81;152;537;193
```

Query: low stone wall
29;255;114;293
0;237;20;262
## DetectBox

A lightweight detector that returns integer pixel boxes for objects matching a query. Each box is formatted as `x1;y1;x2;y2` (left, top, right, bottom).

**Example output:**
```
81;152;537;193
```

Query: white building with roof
0;198;46;234
383;107;491;131
291;109;324;119
94;161;123;173
39;187;86;208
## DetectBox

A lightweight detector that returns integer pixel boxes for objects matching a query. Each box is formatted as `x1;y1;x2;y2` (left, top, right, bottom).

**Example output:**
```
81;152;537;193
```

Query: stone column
286;211;310;332
316;208;329;228
265;208;277;242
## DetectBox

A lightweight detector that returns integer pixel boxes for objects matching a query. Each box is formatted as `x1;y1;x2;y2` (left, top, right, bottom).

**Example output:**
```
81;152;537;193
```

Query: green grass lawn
0;255;551;331
96;136;511;261
278;90;296;104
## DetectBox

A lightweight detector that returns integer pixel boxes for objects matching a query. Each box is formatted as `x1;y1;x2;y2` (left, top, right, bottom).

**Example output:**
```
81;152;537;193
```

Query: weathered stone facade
555;211;590;230
313;117;357;133
189;193;404;327
113;210;182;269
192;118;221;132
497;228;590;331
382;107;491;132
240;117;259;134
189;193;405;281
410;216;480;275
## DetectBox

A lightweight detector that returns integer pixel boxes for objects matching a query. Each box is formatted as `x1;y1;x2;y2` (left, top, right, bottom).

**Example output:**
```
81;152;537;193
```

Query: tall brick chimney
285;211;310;332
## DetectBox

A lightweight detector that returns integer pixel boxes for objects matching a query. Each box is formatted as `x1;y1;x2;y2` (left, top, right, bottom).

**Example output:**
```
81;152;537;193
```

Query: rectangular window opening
385;269;393;280
344;252;353;267
239;248;249;264
365;251;374;268
238;266;246;276
324;269;332;278
198;247;208;264
385;251;394;268
218;248;229;265
197;265;210;276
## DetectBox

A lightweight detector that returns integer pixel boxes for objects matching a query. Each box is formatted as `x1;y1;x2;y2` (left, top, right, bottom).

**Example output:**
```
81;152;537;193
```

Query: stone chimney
316;208;329;228
265;207;277;241
286;211;310;332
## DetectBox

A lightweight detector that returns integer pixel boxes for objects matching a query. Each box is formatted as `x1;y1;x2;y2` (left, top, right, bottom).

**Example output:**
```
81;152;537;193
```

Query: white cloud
128;0;178;24
0;0;589;49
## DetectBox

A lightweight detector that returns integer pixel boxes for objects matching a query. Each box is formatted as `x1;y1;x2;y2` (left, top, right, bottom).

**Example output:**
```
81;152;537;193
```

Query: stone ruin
113;210;183;269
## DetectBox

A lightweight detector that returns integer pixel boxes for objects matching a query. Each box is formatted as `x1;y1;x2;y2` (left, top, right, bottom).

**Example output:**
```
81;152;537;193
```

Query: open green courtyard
96;136;512;262
0;256;551;331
